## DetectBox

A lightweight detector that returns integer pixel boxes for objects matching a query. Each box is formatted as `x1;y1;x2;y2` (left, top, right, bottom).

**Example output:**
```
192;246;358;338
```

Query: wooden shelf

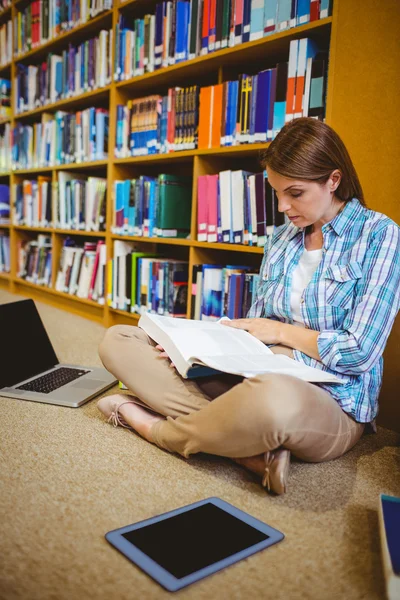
13;226;106;236
109;307;140;320
14;277;104;308
0;222;10;228
0;62;11;77
111;234;192;246
13;160;108;175
0;271;10;279
192;241;264;253
114;143;270;165
14;86;111;120
110;234;264;253
14;9;113;63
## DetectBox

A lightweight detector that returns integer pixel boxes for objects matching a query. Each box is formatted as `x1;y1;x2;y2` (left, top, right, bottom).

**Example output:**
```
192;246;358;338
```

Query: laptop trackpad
71;379;104;390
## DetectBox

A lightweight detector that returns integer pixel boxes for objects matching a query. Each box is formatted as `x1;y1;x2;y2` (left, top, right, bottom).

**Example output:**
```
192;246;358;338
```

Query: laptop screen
0;299;59;388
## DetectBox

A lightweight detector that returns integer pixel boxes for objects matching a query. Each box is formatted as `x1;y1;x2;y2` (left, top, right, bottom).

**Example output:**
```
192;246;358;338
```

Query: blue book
201;265;223;320
264;0;278;33
228;273;245;318
95;110;104;160
0;184;10;224
297;0;311;24
242;0;252;42
147;178;156;237
228;80;239;145
127;179;136;234
319;0;331;18
290;0;298;27
254;69;270;143
250;0;265;40
175;1;189;62
136;178;144;235
114;182;123;232
267;67;277;140
277;0;292;30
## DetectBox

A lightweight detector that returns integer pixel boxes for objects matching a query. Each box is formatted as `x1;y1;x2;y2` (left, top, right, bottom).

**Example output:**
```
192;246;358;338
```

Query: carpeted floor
0;288;399;600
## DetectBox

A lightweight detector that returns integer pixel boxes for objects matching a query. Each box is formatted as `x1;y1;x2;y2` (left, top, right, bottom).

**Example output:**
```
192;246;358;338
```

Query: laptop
0;299;117;407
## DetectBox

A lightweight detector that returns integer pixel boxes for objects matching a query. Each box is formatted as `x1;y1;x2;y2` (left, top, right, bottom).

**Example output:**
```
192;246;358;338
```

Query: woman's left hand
221;317;284;345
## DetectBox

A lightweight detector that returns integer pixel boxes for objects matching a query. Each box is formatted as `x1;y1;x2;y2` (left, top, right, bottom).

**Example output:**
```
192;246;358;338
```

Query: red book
310;0;321;20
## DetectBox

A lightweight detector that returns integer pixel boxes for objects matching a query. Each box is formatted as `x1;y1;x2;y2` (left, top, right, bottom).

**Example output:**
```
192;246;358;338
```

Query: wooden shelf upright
0;0;399;428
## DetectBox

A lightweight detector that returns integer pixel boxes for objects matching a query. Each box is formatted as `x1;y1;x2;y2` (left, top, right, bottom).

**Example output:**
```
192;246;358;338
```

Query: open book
138;313;343;384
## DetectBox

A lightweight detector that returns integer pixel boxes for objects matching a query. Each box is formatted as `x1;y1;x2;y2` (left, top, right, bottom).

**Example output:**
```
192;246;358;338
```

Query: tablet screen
122;502;269;579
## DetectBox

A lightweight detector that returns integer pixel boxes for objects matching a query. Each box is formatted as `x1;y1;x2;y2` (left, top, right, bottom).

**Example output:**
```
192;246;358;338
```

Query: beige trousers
99;325;365;461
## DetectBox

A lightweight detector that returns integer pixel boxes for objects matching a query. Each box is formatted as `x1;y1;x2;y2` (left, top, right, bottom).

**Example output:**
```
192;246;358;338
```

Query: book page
197;354;342;383
145;314;273;360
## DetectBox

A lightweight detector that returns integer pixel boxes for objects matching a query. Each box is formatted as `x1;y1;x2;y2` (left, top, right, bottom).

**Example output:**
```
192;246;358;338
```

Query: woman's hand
155;345;176;368
221;317;284;345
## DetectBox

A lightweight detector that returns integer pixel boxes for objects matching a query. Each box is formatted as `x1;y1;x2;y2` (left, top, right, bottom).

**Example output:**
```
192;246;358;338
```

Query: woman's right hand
155;345;176;368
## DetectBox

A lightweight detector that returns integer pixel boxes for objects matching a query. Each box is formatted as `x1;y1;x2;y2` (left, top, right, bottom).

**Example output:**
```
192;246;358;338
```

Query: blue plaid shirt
247;198;400;423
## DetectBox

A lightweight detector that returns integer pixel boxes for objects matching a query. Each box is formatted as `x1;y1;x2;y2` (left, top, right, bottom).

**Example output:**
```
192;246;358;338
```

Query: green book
221;0;231;48
130;252;157;313
156;174;192;238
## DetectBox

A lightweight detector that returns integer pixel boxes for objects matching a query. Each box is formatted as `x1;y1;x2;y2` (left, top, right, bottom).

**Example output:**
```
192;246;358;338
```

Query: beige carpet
0;289;399;600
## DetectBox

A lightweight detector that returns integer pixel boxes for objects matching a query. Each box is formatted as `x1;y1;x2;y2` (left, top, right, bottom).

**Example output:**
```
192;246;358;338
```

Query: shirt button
301;298;305;304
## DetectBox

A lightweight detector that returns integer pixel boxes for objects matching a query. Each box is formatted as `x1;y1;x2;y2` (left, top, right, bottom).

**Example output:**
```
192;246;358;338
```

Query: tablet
105;497;284;592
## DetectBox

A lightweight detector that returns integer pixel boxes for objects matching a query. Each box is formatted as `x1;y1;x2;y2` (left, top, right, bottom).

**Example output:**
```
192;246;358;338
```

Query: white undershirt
290;248;323;326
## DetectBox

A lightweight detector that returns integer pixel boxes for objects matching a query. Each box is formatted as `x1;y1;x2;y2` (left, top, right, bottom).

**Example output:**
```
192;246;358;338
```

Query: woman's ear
329;169;342;192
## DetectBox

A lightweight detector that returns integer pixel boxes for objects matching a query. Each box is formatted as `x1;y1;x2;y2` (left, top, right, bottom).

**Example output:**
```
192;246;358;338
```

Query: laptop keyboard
16;367;90;394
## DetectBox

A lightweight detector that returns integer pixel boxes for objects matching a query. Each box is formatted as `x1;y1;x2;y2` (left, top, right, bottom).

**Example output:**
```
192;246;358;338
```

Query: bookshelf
0;0;399;429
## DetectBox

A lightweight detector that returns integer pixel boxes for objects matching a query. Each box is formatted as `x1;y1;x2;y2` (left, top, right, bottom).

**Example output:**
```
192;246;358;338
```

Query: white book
231;170;246;244
138;313;343;382
219;170;232;243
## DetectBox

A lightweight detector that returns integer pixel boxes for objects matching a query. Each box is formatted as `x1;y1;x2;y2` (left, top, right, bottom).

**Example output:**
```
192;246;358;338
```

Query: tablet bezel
105;496;284;592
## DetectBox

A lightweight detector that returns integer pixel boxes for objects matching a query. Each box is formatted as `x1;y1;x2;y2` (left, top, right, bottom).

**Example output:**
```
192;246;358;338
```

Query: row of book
12;107;109;169
108;241;189;316
0;231;10;273
115;38;327;157
15;30;113;114
107;239;261;320
114;0;331;82
113;174;192;239
12;174;107;232
17;234;52;286
0;79;11;120
191;263;260;321
13;0;112;56
55;238;106;302
198;170;285;247
0;183;10;223
0;19;11;67
115;88;199;156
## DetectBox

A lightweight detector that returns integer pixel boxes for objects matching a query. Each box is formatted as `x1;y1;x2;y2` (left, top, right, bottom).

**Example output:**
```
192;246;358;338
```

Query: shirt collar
322;198;364;237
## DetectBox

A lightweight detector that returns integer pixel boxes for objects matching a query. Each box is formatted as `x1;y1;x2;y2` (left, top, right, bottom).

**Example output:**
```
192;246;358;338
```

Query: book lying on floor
138;313;343;383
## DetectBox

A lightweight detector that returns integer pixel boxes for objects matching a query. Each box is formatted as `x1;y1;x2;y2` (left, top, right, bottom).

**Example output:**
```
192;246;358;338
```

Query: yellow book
107;259;113;306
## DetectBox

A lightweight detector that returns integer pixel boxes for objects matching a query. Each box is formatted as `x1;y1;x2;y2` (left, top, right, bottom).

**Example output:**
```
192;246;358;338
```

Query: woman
97;118;400;495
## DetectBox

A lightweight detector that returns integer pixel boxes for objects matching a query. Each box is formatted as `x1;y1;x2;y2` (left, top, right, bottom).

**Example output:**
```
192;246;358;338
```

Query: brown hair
261;118;366;206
